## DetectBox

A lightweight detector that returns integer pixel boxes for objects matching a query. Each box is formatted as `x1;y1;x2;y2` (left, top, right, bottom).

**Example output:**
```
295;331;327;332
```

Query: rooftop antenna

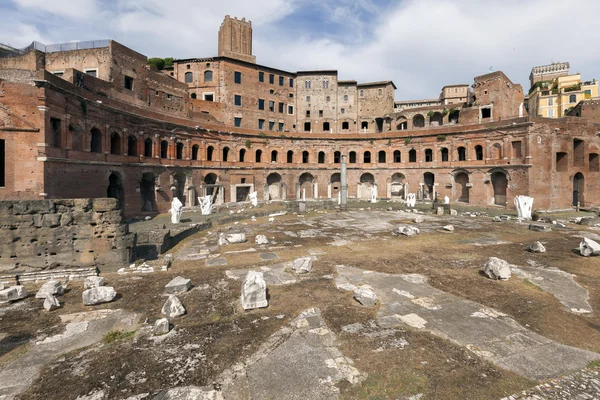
489;66;493;73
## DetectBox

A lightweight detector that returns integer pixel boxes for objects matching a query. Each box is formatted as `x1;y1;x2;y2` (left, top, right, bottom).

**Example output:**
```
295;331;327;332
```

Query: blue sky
1;0;599;100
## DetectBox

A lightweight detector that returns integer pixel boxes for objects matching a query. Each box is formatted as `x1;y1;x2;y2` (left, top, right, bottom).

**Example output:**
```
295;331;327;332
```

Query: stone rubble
0;285;27;303
154;318;171;336
84;276;105;289
162;254;173;271
527;241;546;253
395;225;420;236
483;257;512;280
504;367;600;400
43;294;61;311
241;271;268;310
162;295;186;318
255;235;269;245
412;215;423;223
218;233;247;245
579;237;600;257
529;223;552;232
443;225;454;231
353;286;379;307
292;257;313;274
82;286;117;305
35;280;63;299
165;276;192;294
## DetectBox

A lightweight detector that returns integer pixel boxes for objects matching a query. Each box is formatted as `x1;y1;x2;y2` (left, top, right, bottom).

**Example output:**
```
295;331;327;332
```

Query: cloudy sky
1;0;599;100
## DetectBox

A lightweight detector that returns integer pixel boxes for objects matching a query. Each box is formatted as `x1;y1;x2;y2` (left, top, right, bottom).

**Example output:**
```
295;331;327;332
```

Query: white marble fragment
242;271;268;310
162;295;185;318
82;286;117;305
84;276;105;289
483;257;511;280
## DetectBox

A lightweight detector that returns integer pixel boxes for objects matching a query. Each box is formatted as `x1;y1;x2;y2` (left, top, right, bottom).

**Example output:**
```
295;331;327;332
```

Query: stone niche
0;198;135;273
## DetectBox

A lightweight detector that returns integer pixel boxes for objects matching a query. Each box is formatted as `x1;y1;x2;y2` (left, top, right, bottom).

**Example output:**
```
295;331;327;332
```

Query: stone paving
503;368;600;400
335;265;600;380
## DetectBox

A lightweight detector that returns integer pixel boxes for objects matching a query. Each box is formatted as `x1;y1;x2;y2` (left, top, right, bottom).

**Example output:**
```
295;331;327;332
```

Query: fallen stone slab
164;276;192;294
255;235;269;245
218;232;247;245
35;280;63;299
443;225;454;232
292;257;313;274
492;216;502;222
412;215;423;223
354;286;379;307
526;241;546;253
82;286;117;305
43;294;61;311
154;318;170;336
226;264;297;286
335;265;600;380
259;252;279;261
162;295;185;318
529;223;552;232
206;257;227;267
578;238;600;257
84;276;105;289
242;271;268;310
0;286;27;303
511;265;592;314
395;225;420;236
152;385;221;399
483;257;511;280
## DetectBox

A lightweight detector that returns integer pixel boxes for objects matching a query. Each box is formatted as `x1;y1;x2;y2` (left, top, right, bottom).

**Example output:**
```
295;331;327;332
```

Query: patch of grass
354;371;427;399
588;360;600;368
210;313;222;322
523;279;543;291
102;330;135;344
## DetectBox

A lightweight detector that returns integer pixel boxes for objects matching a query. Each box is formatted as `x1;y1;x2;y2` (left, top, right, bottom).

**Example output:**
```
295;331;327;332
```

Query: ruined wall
0;198;134;272
296;72;339;134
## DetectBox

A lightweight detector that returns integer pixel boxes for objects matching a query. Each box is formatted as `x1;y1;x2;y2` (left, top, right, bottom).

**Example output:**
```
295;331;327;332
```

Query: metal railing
0;40;109;57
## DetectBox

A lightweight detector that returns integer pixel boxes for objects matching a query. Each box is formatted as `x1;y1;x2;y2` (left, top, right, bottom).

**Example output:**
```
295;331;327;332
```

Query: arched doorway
455;172;469;202
299;173;314;199
430;112;443;126
172;172;186;205
423;173;435;200
413;114;425;128
140;172;156;212
107;172;125;210
391;173;405;199
573;173;584;206
267;173;282;200
330;173;341;199
396;116;408;130
359;173;375;200
491;171;508;205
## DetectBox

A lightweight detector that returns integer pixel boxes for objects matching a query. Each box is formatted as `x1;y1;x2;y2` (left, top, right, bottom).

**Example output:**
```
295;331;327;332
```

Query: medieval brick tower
218;15;256;64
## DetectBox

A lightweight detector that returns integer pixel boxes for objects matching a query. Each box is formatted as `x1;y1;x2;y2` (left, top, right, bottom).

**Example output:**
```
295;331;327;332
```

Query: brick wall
0;198;134;272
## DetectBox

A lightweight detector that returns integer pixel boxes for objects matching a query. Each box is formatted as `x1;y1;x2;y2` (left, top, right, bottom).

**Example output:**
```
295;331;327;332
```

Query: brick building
1;16;599;217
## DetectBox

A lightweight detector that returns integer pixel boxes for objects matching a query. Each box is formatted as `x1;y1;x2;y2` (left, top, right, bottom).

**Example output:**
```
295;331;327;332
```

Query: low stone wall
0;198;135;272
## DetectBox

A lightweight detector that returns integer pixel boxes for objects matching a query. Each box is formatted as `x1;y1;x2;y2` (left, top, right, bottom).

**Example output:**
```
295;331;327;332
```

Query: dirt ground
2;206;600;399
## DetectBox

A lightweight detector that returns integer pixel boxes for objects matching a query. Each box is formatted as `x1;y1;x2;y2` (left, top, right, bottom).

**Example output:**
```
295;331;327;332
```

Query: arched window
378;88;382;96
475;145;483;160
326;96;331;102
127;135;137;156
302;151;309;163
334;151;341;163
204;70;213;82
144;138;152;157
378;150;386;163
409;149;417;163
424;148;433;162
440;147;449;162
239;148;246;162
342;121;349;130
305;80;311;89
192;144;199;160
90;128;102;153
343;95;348;101
255;149;262;163
359;89;364;97
323;79;329;89
207;146;214;161
191;93;197;99
349;151;357;163
160;140;168;159
323;122;330;131
318;151;325;164
364;151;371;163
271;150;278;162
393;150;401;163
222;147;229;162
457;146;466;161
110;132;121;155
287;150;293;163
185;72;193;83
176;142;184;160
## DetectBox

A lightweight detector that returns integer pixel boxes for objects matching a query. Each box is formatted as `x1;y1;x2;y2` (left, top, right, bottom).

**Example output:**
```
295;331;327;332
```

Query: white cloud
1;0;599;100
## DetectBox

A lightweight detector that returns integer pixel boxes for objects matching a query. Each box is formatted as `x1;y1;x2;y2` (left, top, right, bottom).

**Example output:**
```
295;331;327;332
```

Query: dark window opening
258;99;265;110
279;76;284;86
269;121;275;131
184;72;193;83
50;118;61;148
319;110;323;117
124;75;134;90
323;122;330;131
258;72;264;82
110;132;121;155
334;151;341;163
589;153;599;172
144;138;152;157
222;147;229;162
378;150;386;163
160;140;168;158
424;149;433;162
234;95;242;106
258;119;265;130
192;145;199;160
271;150;278;162
175;142;183;160
256;149;262;163
409;149;417;163
289;78;294;88
393;150;401;163
361;121;368;130
364;151;371;163
269;74;274;84
302;151;309;163
239;148;246;162
207;146;214;161
342;121;349;130
191;93;197;99
475;145;484;160
458;146;466;161
481;107;491;119
234;117;242;127
287;150;293;163
0;139;4;187
90;128;102;153
511;141;521;159
304;122;311;132
318;151;325;164
204;70;213;82
441;148;449;162
127;135;137;156
234;71;242;84
278;102;284;113
204;93;214;101
349;151;357;163
574;139;584;166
